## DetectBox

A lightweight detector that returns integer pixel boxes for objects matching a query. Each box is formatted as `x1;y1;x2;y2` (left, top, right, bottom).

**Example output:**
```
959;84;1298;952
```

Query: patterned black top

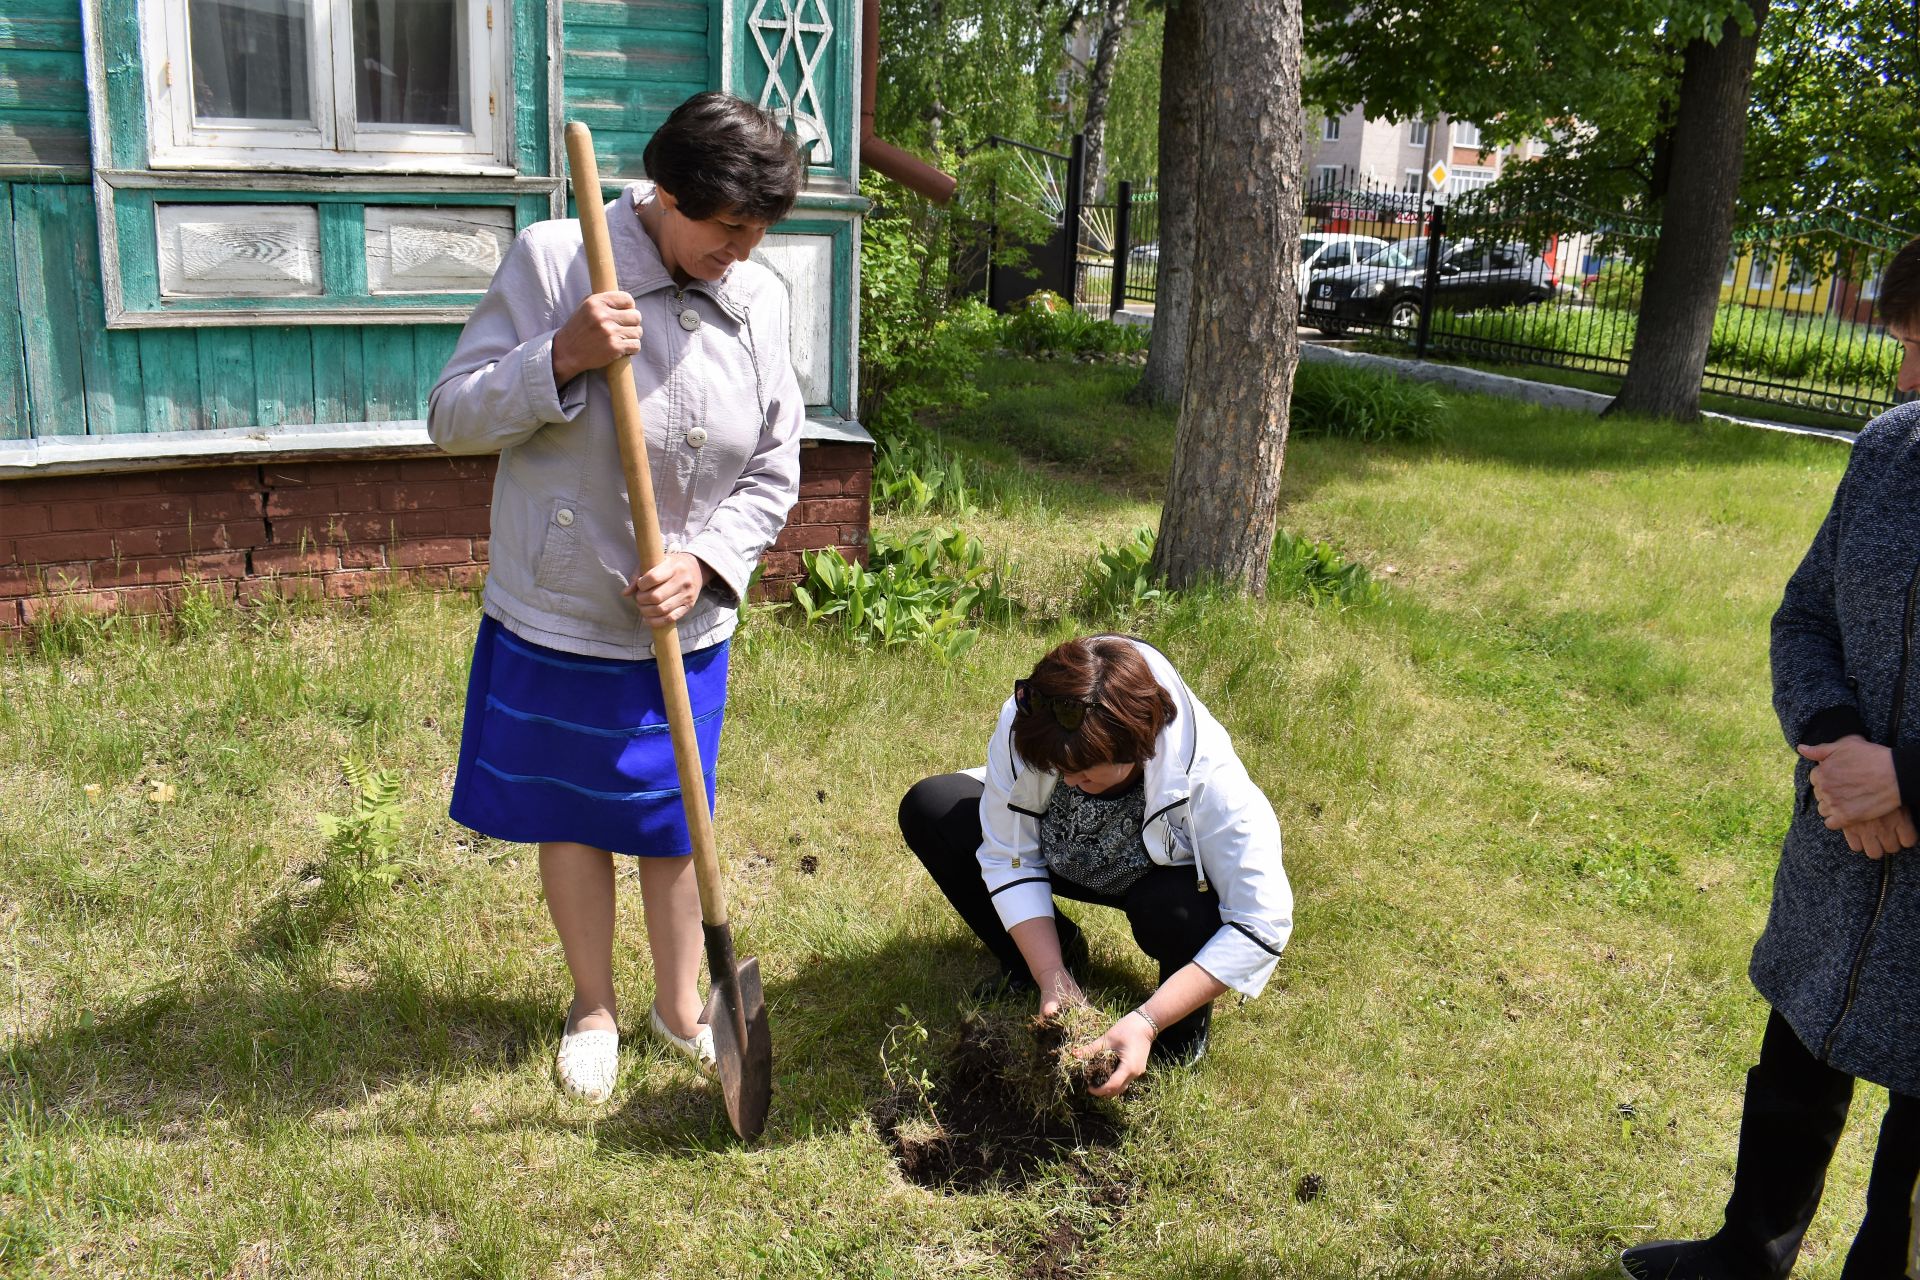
1039;776;1152;896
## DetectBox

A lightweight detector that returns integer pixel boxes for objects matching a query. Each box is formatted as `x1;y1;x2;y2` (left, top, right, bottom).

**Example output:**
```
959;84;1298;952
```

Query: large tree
1305;0;1784;421
1151;0;1303;591
1305;0;1920;419
1130;0;1202;407
1608;0;1768;418
1074;0;1133;206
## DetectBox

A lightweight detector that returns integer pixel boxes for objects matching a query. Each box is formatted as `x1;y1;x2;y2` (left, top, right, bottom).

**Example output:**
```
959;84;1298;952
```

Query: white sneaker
648;1004;718;1079
554;1027;619;1103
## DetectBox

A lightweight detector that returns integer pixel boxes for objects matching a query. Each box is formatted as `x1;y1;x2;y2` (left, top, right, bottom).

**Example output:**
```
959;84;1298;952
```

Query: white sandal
554;1027;619;1103
648;1004;718;1079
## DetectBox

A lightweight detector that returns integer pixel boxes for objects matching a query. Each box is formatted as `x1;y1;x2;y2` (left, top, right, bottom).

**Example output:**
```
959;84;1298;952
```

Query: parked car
1303;239;1559;336
1298;233;1388;297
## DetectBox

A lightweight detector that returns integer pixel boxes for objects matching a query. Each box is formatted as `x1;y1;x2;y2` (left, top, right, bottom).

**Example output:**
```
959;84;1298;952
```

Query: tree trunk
1606;0;1769;421
1151;0;1302;593
1080;0;1130;207
1130;0;1202;407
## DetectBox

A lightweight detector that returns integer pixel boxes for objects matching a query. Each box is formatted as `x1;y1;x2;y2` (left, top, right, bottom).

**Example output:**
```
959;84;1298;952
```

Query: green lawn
1;357;1882;1279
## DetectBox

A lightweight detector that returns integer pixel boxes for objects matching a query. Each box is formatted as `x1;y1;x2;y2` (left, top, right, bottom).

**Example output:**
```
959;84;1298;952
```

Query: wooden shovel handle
564;122;730;930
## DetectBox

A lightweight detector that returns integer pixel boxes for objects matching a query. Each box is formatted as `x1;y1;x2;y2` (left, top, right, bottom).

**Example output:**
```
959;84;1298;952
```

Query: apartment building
1306;109;1545;193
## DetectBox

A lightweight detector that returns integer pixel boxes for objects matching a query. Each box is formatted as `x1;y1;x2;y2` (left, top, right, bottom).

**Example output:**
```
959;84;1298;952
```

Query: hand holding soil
1072;1012;1149;1098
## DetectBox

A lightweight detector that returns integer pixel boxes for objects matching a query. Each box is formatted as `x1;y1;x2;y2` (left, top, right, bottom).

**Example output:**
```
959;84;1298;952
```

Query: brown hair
1881;237;1920;332
1011;636;1178;774
642;92;804;224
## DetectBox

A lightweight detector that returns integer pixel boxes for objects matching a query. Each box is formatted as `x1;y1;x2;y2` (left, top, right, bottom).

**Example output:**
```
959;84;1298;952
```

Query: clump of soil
797;854;818;875
874;1006;1125;1194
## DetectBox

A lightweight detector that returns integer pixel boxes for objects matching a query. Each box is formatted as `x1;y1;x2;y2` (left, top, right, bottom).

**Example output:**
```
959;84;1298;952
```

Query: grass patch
0;357;1885;1278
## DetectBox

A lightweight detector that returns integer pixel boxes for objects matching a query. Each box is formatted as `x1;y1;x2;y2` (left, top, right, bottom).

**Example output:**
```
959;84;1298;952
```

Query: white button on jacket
427;182;805;661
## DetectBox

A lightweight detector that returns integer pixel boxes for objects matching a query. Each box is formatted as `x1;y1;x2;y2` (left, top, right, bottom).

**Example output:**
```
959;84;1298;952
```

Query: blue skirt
449;615;728;857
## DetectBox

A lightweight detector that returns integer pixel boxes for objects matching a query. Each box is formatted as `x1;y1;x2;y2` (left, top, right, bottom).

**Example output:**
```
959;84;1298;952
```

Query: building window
1313;164;1343;191
1404;168;1424;192
1747;256;1778;292
1451;121;1482;149
1407;119;1428;147
1723;253;1739;287
1784;256;1821;295
142;0;510;171
1450;166;1496;192
1322;116;1341;142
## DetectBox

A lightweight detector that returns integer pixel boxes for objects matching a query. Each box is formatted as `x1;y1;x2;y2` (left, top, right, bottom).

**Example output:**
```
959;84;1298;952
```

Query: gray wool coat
1754;399;1920;1098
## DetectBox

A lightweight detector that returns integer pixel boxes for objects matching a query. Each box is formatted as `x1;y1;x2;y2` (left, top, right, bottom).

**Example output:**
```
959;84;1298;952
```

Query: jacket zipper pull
1011;856;1021;868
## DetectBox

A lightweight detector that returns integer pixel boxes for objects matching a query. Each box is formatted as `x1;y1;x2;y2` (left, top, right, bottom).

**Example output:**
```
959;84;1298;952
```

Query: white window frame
1451;166;1496;192
1314;164;1342;190
141;0;512;174
1403;168;1423;192
1451;121;1482;149
1748;256;1778;292
1407;119;1428;147
1322;116;1341;142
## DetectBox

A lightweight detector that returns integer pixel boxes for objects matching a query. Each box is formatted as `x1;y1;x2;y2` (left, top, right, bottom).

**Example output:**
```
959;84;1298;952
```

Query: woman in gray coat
1624;237;1920;1280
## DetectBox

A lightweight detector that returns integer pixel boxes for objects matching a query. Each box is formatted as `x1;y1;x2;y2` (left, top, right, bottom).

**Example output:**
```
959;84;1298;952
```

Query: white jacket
974;638;1294;996
427;182;804;660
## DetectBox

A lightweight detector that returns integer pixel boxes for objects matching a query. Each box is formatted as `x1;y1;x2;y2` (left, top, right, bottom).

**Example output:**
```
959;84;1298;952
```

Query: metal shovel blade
702;933;771;1142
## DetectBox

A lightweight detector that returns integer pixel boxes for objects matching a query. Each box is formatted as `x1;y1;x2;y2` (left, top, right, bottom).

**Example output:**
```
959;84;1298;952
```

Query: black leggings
898;772;1222;1041
1716;1008;1919;1279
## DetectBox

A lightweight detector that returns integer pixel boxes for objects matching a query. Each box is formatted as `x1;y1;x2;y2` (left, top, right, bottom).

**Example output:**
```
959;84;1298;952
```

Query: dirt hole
874;1007;1127;1195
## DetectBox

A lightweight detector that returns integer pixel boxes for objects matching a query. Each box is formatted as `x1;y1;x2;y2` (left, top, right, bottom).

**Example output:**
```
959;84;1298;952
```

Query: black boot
1622;1011;1853;1280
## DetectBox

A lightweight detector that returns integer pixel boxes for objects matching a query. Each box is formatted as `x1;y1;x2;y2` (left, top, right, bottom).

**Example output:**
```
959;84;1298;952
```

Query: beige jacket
428;182;804;659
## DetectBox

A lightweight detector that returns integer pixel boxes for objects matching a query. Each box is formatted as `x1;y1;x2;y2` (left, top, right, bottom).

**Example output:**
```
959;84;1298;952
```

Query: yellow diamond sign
1427;161;1450;190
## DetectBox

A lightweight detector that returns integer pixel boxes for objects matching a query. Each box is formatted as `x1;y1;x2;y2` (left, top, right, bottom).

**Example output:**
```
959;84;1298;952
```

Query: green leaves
789;527;1013;664
315;756;408;908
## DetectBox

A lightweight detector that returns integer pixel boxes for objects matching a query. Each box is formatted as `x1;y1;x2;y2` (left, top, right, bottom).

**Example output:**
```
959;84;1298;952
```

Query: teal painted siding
563;0;710;180
0;177;464;438
0;0;88;169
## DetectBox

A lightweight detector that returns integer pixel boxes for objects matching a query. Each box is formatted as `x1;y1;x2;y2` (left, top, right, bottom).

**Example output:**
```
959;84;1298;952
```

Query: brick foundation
0;440;872;633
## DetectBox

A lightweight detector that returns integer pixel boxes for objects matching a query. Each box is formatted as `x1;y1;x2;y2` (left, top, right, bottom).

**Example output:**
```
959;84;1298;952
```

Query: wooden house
0;0;946;631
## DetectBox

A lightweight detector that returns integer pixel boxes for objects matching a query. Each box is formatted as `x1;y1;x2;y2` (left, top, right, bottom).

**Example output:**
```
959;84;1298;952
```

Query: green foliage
1269;530;1385;609
1432;303;1901;391
873;432;979;518
1000;293;1150;358
1587;262;1645;311
879;1004;938;1118
858;188;1000;438
171;576;227;641
1078;526;1168;619
1291;361;1448;443
790;527;1013;662
315;757;407;908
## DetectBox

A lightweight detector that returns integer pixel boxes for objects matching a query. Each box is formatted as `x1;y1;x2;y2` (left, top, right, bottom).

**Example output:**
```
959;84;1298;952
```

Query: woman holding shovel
427;93;805;1104
900;634;1294;1097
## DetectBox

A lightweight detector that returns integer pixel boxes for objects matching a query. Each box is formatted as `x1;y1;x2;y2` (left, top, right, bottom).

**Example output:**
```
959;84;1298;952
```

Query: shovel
564;122;773;1142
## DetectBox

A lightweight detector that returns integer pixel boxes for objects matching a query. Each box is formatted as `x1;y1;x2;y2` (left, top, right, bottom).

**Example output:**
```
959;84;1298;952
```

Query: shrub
1587;262;1644;311
316;758;407;908
873;432;978;518
1077;526;1166;618
1269;529;1383;609
1001;292;1149;358
859;183;1000;438
1291;361;1447;443
790;526;1014;662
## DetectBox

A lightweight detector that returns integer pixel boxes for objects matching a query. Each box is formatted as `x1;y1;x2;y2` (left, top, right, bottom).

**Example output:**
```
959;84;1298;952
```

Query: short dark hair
1880;237;1920;332
1011;637;1178;774
642;92;803;224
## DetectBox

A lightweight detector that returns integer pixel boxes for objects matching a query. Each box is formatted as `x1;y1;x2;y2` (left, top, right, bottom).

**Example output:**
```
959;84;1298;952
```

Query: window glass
188;0;313;124
354;0;468;128
1489;245;1523;269
1301;236;1326;260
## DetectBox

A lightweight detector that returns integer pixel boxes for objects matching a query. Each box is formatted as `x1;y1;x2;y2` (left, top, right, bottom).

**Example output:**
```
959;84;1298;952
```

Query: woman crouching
899;635;1293;1095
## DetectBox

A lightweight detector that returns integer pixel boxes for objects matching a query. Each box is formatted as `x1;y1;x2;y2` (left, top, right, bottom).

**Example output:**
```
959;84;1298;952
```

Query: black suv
1303;239;1558;335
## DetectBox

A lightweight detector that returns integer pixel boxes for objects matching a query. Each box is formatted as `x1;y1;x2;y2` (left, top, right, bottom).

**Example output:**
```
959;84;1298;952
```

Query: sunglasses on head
1013;679;1094;732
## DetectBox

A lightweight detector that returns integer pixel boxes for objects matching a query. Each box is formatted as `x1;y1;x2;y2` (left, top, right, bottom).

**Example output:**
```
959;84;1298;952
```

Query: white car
1298;233;1387;297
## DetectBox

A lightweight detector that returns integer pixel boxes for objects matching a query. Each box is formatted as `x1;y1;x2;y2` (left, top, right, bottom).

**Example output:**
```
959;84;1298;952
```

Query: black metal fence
985;149;1906;424
1293;169;1908;423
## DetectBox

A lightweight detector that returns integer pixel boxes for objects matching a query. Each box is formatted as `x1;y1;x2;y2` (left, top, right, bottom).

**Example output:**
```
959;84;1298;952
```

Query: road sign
1427;161;1450;191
